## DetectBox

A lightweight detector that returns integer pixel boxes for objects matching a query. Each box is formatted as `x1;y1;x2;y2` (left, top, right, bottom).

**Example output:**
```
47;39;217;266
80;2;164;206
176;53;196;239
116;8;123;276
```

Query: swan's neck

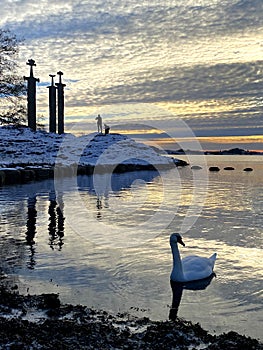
170;242;185;282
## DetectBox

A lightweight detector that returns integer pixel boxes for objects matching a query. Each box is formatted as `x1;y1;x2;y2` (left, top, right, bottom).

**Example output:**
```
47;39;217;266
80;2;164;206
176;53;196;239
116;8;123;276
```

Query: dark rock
243;167;253;172
76;165;93;175
191;165;203;170
0;170;5;186
114;164;129;173
41;294;61;309
20;169;36;183
11;284;18;290
224;166;235;171
209;166;220;172
0;286;262;350
207;331;261;350
0;169;21;184
174;159;189;167
34;168;52;180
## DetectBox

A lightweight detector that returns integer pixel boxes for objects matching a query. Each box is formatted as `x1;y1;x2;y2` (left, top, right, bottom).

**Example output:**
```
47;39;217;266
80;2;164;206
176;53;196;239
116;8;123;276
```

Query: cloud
71;60;263;104
1;0;262;143
2;0;263;43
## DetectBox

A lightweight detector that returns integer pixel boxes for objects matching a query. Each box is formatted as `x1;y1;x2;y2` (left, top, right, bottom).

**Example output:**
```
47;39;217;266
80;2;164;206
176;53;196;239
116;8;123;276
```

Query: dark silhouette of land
166;147;263;155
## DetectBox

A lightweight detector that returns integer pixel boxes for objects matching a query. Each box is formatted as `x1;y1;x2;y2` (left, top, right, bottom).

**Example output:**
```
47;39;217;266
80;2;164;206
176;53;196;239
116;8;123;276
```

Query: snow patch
0;126;180;168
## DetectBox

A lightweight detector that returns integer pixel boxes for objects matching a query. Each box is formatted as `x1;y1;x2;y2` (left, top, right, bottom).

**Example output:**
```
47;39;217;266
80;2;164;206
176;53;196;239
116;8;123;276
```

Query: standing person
95;114;103;133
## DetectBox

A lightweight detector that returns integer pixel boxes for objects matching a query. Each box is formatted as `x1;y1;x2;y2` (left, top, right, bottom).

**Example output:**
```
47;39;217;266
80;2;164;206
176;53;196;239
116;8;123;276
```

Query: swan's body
170;233;217;282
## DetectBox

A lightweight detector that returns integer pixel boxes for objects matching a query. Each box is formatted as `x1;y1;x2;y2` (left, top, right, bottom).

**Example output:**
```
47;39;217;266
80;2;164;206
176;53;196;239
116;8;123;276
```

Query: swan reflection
169;273;215;320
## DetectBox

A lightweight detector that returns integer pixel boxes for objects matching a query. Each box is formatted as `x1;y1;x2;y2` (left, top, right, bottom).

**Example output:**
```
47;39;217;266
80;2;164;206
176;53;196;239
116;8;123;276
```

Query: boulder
191;165;203;170
0;168;21;185
20;169;36;183
209;166;220;172
224;166;235;171
243;167;253;172
0;170;5;186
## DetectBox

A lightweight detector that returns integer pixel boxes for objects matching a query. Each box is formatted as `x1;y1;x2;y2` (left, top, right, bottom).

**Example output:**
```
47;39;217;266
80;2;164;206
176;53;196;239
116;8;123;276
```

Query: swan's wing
182;255;216;281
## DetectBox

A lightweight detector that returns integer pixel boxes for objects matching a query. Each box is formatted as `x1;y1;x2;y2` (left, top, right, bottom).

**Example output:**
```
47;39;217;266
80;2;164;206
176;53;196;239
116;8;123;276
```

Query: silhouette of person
104;123;110;135
95;114;103;133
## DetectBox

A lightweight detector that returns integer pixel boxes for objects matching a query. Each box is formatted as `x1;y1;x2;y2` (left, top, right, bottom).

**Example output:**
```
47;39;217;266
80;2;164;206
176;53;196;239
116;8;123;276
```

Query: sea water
0;155;262;340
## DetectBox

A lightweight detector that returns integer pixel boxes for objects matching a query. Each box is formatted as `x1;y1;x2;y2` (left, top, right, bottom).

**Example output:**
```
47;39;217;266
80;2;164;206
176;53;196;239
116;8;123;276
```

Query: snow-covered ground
0;126;180;168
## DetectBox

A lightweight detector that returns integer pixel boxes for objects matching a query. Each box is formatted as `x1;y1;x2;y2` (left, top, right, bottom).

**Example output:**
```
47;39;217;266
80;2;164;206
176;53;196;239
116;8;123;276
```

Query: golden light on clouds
152;135;263;152
198;135;263;145
113;128;165;135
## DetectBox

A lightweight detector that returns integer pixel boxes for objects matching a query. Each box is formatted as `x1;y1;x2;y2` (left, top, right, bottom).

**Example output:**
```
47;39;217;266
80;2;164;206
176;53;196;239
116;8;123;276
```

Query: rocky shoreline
0;281;262;350
0;161;184;187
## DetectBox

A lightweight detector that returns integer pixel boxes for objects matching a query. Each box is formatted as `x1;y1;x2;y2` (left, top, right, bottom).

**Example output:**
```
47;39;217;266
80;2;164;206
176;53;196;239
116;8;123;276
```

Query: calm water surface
0;155;262;340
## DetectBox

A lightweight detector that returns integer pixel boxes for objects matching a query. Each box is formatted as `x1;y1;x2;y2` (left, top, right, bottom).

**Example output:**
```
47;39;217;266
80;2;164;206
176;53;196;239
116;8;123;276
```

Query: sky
0;0;263;151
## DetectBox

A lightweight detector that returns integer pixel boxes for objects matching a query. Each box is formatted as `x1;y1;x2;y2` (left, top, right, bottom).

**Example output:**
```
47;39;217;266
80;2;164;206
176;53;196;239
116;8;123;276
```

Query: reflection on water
48;191;64;250
25;195;37;269
0;157;262;340
77;170;161;228
169;273;215;321
24;190;65;269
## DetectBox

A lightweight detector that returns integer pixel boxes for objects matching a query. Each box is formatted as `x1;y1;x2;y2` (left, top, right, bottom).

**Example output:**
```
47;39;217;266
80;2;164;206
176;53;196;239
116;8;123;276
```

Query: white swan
170;233;217;282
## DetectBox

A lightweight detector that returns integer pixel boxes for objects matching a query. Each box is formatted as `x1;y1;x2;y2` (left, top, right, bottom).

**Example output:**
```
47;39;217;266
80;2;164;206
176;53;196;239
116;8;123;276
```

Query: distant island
165;147;263;155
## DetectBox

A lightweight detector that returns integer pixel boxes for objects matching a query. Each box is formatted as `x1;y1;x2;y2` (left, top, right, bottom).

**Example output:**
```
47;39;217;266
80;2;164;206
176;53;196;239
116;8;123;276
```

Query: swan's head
170;233;185;246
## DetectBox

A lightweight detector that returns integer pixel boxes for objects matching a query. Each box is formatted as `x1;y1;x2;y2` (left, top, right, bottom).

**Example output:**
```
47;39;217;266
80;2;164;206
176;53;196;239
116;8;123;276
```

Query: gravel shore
0;283;262;350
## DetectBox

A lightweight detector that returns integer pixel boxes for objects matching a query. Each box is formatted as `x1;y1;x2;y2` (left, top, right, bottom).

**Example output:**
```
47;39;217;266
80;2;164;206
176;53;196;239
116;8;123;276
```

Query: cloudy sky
1;0;263;150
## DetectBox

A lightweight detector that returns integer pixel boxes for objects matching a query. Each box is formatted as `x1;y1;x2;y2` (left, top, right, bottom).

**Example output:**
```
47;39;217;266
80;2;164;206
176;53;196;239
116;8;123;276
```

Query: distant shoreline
165;147;263;156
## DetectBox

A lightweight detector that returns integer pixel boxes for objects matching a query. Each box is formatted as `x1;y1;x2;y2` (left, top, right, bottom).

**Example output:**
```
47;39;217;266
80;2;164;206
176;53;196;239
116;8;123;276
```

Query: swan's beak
178;237;185;246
